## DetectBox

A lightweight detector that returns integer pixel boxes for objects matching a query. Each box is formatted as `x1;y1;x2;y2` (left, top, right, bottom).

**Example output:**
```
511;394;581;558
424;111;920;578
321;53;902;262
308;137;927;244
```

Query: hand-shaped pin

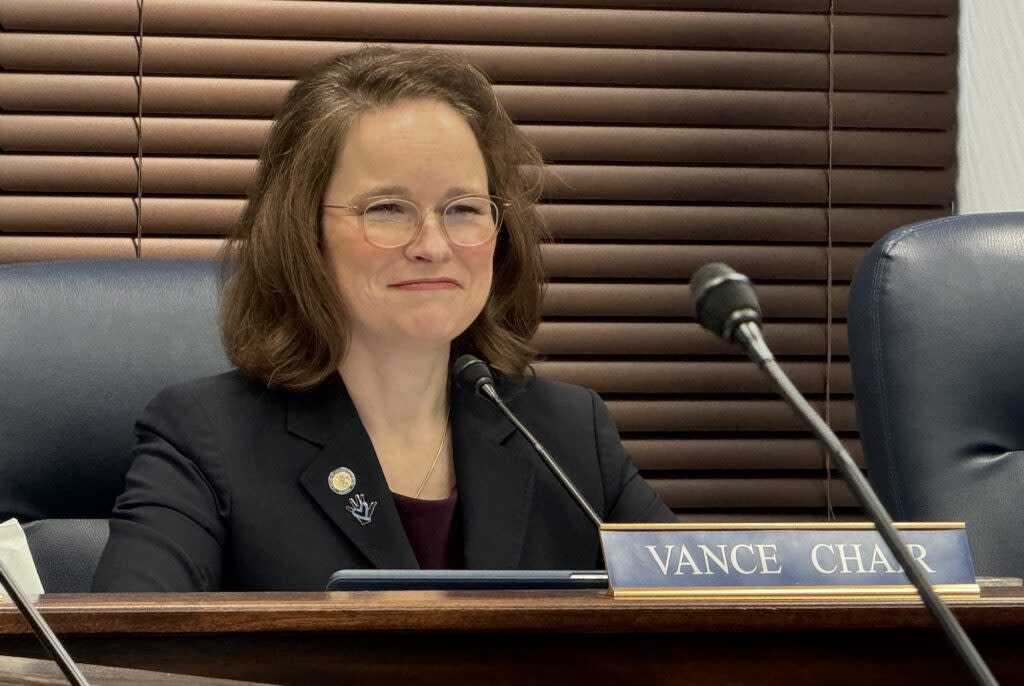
346;493;376;526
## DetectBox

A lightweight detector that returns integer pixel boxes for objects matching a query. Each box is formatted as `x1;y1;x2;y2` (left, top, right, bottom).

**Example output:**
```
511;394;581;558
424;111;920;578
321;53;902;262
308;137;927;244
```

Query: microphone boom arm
476;383;605;529
735;321;998;686
0;557;90;686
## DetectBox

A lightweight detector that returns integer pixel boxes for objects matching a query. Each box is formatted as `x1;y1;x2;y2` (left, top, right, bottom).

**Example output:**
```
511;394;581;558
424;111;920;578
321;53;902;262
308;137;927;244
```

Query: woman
92;46;675;592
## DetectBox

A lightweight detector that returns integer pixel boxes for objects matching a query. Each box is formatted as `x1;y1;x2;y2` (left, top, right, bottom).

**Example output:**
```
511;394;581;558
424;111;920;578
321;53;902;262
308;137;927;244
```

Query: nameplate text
599;523;978;598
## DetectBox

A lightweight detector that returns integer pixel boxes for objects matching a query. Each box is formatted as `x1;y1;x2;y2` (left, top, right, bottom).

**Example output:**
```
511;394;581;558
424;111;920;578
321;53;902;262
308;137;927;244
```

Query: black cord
132;0;145;258
823;0;837;520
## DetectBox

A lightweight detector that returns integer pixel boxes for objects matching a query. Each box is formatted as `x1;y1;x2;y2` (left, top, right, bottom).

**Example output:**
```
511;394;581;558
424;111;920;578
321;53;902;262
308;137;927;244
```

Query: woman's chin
393;308;475;344
412;328;463;346
394;320;467;347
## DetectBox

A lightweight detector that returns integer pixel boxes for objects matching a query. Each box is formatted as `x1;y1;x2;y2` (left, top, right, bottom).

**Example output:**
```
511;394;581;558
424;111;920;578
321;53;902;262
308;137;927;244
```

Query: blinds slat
1;35;956;91
0;115;955;168
532;322;848;356
0;196;244;235
839;0;955;15
532;360;853;394
137;237;224;260
624;438;865;470
542;245;865;281
545;166;954;204
544;205;937;244
834;92;956;130
542;283;848;319
0;235;134;261
534;127;953;167
364;1;955;15
0;156;955;205
0;115;272;155
0;34;138;74
0;1;956;54
0;155;252;195
0;155;140;193
650;478;858;509
1;1;139;32
0;75;292;118
829;207;943;243
0;196;942;244
0;237;222;261
0;76;958;130
832;15;954;53
830;169;956;206
607;399;857;432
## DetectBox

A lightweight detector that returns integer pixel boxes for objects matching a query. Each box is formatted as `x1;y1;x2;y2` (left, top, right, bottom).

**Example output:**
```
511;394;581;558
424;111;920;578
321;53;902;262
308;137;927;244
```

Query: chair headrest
0;259;231;520
848;213;1024;575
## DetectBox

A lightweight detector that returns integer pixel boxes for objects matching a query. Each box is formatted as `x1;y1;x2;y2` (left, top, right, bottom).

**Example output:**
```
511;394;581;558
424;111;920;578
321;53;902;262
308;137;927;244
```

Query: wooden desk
0;654;274;686
2;589;1023;685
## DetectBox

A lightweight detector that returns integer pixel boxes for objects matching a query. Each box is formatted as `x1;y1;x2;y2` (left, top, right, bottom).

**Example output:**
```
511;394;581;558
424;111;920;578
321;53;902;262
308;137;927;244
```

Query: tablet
326;569;608;591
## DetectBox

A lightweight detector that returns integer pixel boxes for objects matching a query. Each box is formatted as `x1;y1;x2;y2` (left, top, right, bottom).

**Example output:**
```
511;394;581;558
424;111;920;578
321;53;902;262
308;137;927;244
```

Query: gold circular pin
328;467;356;495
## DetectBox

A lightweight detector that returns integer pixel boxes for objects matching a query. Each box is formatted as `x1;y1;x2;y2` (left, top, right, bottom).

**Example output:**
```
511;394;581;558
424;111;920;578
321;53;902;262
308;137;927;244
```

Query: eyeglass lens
362;197;498;248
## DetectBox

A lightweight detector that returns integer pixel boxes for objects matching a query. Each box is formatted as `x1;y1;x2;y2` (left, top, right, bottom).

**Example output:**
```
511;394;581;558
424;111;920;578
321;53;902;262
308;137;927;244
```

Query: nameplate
599;522;978;599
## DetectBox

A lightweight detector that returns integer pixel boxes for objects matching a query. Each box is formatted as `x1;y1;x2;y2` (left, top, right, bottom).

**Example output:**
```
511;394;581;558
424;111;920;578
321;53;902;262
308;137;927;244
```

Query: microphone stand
476;383;605;529
736;321;998;686
453;356;604;529
0;557;90;686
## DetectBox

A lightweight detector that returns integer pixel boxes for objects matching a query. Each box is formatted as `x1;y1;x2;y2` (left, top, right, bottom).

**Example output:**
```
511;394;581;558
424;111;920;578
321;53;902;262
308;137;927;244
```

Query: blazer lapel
289;376;419;570
452;376;536;569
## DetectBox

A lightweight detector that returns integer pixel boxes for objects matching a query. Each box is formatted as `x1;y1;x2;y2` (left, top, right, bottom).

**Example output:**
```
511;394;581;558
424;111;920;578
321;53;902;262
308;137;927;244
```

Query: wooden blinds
0;1;958;521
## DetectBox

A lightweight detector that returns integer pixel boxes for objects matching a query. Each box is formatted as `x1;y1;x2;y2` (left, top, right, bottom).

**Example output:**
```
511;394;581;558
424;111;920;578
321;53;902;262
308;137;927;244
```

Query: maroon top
391;488;463;569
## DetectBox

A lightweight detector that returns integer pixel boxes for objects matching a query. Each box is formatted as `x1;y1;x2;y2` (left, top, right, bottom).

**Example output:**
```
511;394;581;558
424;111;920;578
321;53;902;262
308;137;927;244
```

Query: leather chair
0;259;230;592
848;212;1024;577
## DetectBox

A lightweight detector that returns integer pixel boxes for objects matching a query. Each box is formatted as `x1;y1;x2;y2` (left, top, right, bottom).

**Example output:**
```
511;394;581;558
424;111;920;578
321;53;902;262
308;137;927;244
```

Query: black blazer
92;368;676;592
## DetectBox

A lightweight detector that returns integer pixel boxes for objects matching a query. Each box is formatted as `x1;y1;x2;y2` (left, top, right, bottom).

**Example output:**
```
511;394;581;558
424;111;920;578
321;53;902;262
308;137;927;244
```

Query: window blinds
0;0;958;521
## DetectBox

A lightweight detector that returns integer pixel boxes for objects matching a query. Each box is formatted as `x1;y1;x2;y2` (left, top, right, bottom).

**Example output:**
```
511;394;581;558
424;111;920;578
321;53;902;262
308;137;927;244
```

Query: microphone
452;355;604;529
690;263;997;686
0;558;90;686
691;262;774;367
690;262;762;343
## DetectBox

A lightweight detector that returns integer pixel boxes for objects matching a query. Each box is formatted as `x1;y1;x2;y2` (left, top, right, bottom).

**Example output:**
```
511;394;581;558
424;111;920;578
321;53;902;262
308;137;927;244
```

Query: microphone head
690;262;763;342
452;354;495;396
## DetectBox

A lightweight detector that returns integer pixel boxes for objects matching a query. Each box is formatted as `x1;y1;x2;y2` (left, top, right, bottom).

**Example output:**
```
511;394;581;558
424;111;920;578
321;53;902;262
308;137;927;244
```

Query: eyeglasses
322;194;506;248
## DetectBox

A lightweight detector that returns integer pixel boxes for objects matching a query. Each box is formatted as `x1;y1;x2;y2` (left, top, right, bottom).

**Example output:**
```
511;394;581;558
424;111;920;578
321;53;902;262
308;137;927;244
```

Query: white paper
0;518;45;602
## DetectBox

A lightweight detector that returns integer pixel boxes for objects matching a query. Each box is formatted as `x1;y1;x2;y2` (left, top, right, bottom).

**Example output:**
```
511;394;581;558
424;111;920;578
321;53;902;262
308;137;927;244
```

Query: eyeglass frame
321;193;510;248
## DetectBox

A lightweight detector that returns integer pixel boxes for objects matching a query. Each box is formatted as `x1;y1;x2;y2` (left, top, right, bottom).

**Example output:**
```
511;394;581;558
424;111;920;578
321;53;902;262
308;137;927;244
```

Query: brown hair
219;46;547;390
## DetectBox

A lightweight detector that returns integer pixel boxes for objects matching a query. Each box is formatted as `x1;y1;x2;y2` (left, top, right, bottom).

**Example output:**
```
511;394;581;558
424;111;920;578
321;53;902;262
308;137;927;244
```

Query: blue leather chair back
0;259;230;591
848;213;1024;577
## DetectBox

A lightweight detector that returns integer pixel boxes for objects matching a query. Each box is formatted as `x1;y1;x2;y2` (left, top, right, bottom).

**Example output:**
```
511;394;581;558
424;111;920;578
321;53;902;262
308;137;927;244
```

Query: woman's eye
366;202;405;214
450;203;483;215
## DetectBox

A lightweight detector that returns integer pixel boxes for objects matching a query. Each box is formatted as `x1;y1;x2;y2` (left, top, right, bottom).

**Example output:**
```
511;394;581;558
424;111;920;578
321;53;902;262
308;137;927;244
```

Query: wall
957;0;1024;212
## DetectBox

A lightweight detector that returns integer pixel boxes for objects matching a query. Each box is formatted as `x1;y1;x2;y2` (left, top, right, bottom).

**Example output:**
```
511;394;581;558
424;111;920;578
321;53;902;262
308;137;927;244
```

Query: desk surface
3;588;1023;685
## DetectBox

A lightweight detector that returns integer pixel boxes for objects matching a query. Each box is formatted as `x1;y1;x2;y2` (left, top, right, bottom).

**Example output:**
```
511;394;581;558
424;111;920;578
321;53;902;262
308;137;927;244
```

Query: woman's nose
404;211;453;262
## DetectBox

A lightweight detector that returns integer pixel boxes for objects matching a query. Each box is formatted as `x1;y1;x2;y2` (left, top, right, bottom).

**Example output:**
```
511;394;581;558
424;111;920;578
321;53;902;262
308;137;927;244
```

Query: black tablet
326;569;608;591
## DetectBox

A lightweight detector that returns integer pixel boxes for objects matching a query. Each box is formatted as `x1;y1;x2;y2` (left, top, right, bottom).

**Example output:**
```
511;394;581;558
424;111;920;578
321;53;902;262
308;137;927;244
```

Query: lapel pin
346;493;376;526
328;467;356;495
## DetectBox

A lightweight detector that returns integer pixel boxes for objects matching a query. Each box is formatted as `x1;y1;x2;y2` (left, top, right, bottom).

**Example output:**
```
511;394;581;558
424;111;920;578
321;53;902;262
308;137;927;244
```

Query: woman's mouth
388;278;462;290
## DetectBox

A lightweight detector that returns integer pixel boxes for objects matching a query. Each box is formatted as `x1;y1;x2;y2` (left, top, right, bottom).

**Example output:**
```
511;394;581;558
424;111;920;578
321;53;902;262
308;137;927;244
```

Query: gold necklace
412;404;452;499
